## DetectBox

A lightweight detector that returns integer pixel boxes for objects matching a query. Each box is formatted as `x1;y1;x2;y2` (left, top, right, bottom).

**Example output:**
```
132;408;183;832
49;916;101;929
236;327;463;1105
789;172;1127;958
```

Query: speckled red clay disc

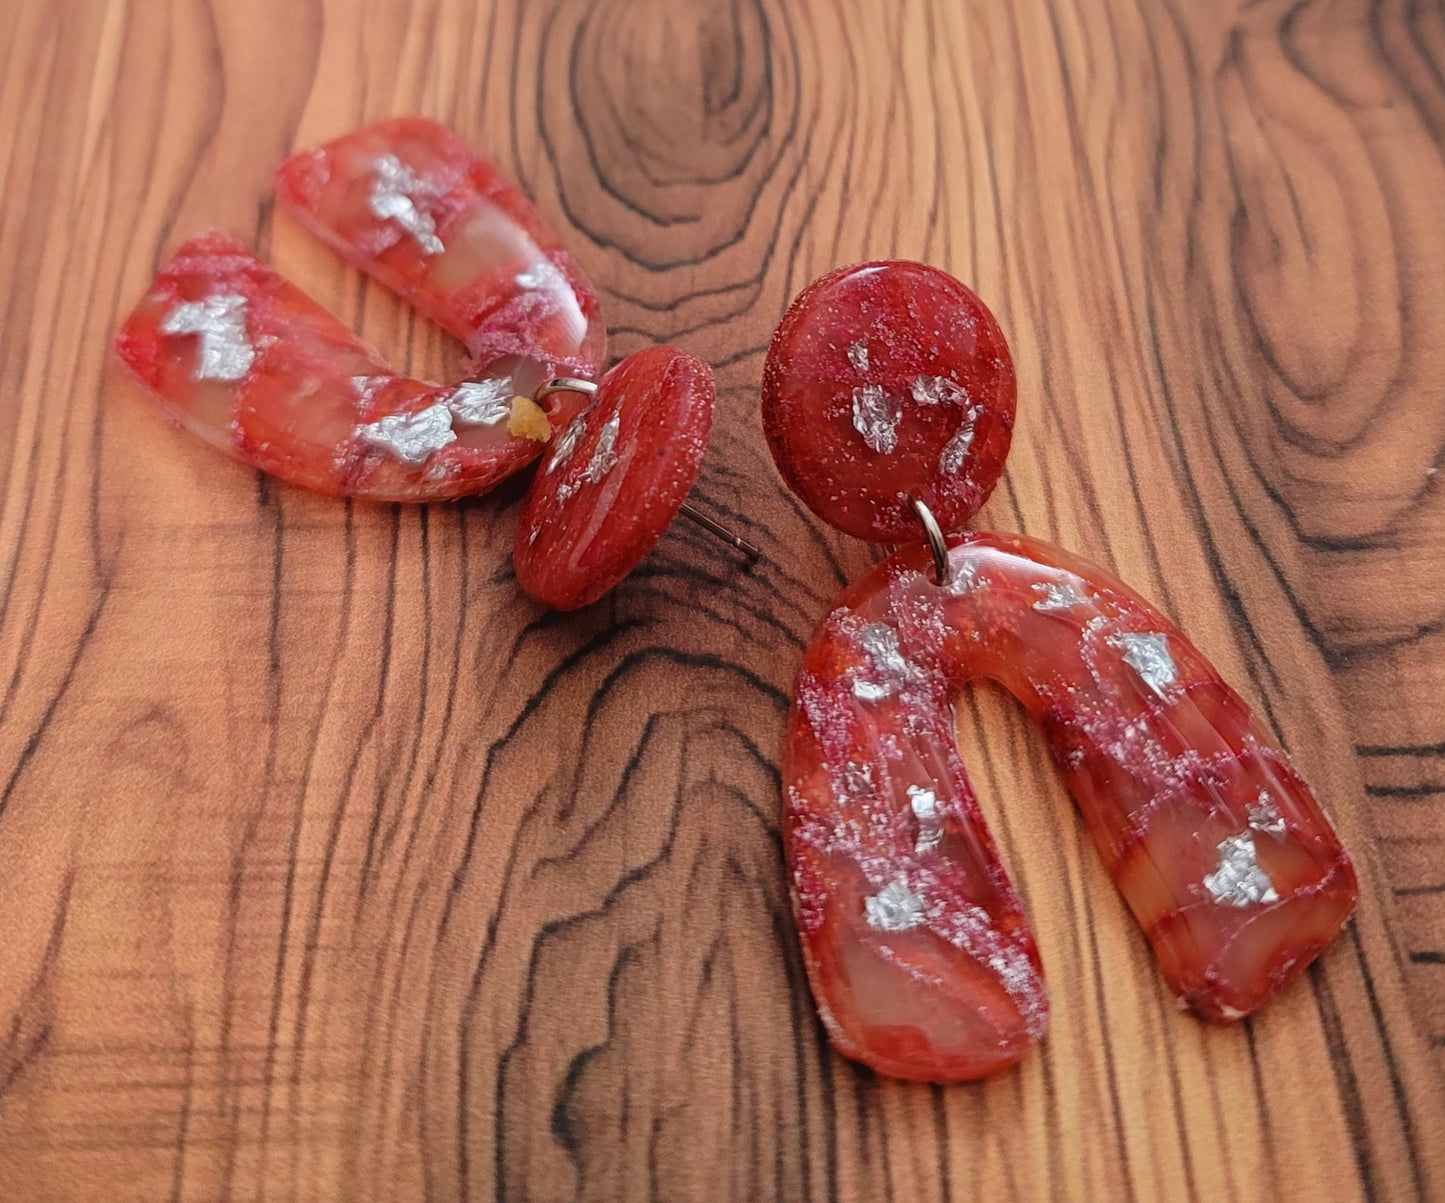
514;346;715;610
761;261;1016;543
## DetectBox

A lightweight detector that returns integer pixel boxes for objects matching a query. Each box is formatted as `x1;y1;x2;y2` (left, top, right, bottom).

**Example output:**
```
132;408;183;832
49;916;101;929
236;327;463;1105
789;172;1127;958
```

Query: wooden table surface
2;1;1443;1200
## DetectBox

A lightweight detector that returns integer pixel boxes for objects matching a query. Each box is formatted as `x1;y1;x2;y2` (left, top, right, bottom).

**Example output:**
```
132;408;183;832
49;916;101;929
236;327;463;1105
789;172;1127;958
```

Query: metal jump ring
533;377;599;404
909;496;952;589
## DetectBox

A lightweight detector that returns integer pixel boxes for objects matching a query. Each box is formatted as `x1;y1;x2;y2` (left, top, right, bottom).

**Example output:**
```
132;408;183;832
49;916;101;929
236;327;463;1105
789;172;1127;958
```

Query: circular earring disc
761;260;1016;543
514;346;715;610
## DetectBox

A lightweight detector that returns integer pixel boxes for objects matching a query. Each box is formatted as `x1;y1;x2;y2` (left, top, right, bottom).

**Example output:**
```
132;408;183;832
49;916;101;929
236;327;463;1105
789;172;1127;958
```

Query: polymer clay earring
115;118;753;606
117;120;605;501
763;261;1358;1082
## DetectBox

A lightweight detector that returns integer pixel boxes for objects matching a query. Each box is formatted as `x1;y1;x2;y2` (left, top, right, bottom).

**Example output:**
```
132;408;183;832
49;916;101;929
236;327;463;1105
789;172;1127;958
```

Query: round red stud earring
512;350;759;611
764;261;1358;1082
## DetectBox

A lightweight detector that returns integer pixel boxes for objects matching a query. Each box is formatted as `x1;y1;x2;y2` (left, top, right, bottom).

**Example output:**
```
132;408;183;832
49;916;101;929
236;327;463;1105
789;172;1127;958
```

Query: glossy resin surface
762;261;1015;542
276;117;605;375
785;533;1357;1080
514;347;715;610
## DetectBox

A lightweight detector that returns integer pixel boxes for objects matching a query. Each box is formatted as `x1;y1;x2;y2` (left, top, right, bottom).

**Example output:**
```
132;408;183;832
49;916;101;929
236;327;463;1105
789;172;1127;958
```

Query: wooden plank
0;0;1441;1199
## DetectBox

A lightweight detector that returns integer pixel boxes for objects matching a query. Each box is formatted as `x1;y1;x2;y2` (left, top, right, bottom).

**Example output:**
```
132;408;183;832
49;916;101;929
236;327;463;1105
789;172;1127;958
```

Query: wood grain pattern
1;0;1442;1199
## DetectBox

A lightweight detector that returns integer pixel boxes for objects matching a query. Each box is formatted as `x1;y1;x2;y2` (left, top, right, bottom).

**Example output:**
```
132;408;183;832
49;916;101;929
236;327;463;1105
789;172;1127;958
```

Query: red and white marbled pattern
785;532;1357;1081
514;347;715;610
114;232;591;501
276;117;605;376
762;261;1015;543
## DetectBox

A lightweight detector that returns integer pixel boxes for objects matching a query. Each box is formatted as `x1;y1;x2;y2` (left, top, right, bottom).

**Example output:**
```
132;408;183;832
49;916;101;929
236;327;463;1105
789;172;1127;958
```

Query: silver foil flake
1202;832;1279;908
911;375;970;408
852;384;900;454
908;785;943;854
852;679;892;703
841;760;875;799
160;294;256;382
424;458;462;482
582;412;621;481
937;408;979;477
1248;790;1288;840
1113;631;1178;697
945;560;980;596
555;412;621;505
847;340;870;373
369;153;444;255
864;879;926;932
515;258;566;292
354;402;456;464
1032;581;1088;612
547;414;588;473
448;378;513;426
858;622;916;691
